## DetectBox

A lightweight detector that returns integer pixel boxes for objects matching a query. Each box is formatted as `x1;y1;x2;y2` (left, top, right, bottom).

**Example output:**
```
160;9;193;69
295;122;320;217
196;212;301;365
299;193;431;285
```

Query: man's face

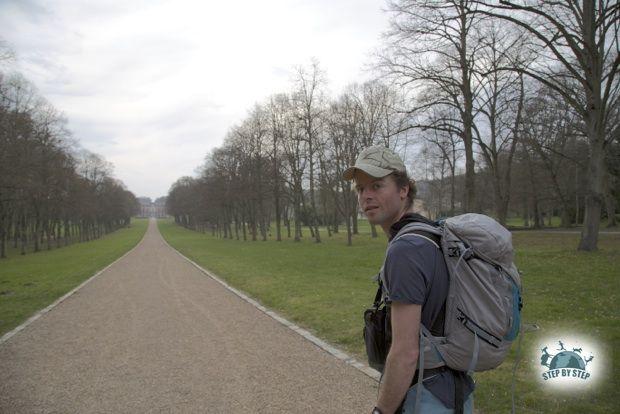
354;171;408;229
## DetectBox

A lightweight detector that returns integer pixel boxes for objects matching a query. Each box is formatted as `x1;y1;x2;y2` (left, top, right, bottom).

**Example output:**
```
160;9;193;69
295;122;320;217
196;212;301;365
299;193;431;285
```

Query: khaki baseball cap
343;145;406;180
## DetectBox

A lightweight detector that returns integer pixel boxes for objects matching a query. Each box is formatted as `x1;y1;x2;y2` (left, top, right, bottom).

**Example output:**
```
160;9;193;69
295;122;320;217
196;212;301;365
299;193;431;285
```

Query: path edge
158;224;381;383
0;220;150;346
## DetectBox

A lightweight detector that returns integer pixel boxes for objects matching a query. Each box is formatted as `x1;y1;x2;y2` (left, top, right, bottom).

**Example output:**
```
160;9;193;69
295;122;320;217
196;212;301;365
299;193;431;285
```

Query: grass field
159;218;619;414
0;218;148;338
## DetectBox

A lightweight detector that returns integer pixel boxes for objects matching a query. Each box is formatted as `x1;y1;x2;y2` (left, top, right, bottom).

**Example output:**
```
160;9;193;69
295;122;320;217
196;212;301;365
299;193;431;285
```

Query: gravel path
0;219;377;413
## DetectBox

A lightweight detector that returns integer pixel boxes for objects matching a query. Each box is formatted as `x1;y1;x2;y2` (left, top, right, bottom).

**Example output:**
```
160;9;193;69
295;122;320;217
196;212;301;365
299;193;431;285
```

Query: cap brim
342;164;394;181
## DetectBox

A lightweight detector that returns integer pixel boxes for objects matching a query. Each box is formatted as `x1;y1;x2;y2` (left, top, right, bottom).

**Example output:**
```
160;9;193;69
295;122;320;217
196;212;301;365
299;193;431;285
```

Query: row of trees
0;46;139;258
417;85;619;229
168;0;619;250
168;73;409;246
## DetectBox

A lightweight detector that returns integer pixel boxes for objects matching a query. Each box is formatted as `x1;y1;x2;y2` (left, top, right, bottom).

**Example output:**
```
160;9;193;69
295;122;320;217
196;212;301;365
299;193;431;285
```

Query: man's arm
375;301;421;414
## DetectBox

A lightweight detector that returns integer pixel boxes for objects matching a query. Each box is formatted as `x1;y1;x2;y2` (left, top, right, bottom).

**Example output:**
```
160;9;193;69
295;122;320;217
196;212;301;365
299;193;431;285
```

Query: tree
520;86;585;227
292;61;327;243
325;89;363;245
378;0;484;211
267;94;288;241
472;21;530;224
417;105;464;216
0;71;136;257
476;0;620;249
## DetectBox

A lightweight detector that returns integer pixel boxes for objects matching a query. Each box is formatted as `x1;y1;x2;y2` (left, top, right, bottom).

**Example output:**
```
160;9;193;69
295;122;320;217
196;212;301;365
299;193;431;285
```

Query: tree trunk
34;217;40;253
20;215;27;255
234;212;240;240
332;206;339;233
342;184;353;246
322;196;332;237
532;200;543;229
370;223;378;238
250;205;257;242
459;8;476;212
293;198;301;242
0;216;5;259
283;205;291;239
275;194;282;241
46;221;52;250
578;139;605;251
346;211;352;247
575;166;580;226
13;220;18;248
450;164;456;216
242;216;247;240
605;193;617;228
223;216;229;239
309;168;321;243
55;221;61;248
604;172;617;228
561;208;571;228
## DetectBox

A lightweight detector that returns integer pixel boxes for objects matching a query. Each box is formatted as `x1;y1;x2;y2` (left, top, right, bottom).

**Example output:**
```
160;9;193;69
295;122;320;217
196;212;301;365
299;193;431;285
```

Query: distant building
137;197;167;218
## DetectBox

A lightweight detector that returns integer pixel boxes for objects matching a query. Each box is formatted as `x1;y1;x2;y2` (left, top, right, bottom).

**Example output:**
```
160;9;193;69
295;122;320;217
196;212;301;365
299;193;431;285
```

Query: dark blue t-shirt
383;217;474;409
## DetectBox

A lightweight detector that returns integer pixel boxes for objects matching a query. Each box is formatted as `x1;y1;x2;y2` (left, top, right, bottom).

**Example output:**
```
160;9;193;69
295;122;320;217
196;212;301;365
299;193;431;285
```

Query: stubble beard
365;203;409;232
365;207;396;229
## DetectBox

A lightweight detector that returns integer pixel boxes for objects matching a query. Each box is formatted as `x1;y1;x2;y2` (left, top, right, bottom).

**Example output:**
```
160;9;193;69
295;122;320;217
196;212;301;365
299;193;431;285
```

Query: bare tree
0;67;137;259
267;94;289;241
378;0;485;211
520;86;585;227
475;0;620;249
418;105;464;216
472;22;529;224
280;99;308;242
325;90;363;245
292;60;327;243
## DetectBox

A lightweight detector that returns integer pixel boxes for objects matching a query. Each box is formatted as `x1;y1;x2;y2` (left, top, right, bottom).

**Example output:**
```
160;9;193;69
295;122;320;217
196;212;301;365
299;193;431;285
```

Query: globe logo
548;351;586;370
540;340;593;382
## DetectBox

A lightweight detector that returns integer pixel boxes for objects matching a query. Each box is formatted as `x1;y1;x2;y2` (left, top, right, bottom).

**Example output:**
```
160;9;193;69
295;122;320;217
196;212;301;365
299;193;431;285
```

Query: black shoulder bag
363;278;391;372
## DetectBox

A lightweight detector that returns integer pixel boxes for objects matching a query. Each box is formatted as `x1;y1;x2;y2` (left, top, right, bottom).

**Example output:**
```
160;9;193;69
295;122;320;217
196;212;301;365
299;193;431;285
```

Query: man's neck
381;206;414;236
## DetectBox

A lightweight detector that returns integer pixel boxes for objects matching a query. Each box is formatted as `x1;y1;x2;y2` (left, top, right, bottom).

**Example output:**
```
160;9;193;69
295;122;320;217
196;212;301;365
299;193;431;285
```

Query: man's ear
400;184;409;200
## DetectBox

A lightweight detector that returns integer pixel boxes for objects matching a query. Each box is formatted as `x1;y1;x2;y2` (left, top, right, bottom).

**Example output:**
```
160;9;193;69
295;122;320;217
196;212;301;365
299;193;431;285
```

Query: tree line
167;0;619;251
0;46;139;259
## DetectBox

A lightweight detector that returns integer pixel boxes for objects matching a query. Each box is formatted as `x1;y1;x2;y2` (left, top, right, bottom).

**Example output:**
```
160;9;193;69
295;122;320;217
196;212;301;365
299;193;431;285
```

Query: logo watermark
540;340;592;381
535;335;605;391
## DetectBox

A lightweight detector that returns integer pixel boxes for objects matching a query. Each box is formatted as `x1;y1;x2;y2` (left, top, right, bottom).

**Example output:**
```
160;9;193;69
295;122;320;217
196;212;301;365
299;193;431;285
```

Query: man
343;146;474;414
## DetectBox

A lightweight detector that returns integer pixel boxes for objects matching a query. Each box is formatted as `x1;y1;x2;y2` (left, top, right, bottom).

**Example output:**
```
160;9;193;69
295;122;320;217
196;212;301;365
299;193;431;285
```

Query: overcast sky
0;0;390;199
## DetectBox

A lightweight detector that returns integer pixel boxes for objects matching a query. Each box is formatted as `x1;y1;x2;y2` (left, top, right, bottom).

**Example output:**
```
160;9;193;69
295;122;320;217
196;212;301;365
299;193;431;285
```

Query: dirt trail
0;219;377;413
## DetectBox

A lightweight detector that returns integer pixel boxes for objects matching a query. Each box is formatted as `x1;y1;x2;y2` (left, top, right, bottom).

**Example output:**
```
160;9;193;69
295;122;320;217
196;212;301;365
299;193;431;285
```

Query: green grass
475;231;619;413
0;218;148;337
159;219;619;413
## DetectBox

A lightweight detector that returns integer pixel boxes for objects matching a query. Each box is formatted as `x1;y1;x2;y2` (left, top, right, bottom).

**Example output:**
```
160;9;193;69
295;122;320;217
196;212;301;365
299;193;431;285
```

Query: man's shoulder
385;234;441;275
388;232;440;256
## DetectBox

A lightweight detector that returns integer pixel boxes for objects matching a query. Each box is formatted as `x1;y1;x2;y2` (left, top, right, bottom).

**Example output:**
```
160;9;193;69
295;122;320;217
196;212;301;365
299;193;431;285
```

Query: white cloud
0;0;389;199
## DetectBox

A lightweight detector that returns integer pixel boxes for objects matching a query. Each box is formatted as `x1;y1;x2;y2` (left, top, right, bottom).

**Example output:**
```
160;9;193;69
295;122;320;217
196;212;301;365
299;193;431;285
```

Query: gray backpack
380;213;522;407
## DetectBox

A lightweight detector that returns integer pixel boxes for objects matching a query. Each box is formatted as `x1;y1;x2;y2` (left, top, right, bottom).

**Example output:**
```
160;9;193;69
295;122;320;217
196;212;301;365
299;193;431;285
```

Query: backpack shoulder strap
392;222;442;249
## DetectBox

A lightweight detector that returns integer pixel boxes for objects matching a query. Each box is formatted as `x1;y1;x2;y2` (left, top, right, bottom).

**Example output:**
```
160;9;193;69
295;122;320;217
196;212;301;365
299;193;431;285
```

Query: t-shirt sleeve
384;236;436;305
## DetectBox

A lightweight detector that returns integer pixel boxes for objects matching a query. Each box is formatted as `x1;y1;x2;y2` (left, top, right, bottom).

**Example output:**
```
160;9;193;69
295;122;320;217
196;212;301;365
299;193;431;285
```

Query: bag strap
373;281;383;308
454;371;465;414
